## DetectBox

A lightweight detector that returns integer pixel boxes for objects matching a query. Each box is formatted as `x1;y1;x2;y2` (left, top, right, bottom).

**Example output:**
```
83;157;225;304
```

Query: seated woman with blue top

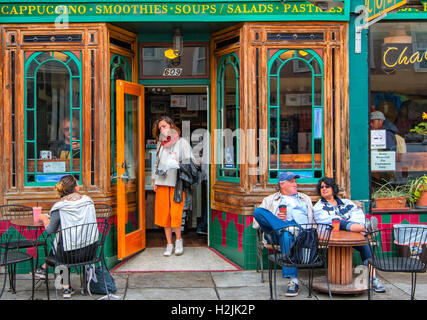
313;177;386;293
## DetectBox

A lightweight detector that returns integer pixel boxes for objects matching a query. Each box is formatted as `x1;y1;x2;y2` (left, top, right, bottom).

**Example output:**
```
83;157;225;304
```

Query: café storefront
344;0;427;265
0;0;352;270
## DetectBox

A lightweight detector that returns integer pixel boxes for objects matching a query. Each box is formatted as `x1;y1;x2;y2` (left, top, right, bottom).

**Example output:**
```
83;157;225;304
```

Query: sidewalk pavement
2;268;427;300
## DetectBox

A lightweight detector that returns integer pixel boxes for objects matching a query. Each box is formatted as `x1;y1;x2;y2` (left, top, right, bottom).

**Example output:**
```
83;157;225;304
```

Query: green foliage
372;180;409;199
409;121;427;135
408;175;427;207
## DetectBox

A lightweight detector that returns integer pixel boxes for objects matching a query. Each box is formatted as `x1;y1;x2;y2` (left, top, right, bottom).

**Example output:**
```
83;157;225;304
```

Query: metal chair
255;228;275;283
94;203;113;225
267;223;332;299
0;205;47;294
94;203;113;271
0;233;35;299
42;221;111;300
365;226;427;300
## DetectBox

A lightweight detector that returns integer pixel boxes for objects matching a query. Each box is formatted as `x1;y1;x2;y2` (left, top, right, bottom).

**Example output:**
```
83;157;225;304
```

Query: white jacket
313;197;365;226
50;195;98;251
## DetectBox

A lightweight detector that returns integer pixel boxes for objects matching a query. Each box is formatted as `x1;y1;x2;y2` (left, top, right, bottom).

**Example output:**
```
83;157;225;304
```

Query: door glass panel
123;93;140;235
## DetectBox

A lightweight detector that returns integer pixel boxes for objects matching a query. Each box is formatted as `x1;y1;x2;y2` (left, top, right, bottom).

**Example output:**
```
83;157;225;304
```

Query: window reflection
25;51;82;184
370;22;427;192
268;49;324;180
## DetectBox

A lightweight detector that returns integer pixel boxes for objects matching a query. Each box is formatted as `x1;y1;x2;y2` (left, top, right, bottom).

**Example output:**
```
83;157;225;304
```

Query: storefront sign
380;43;427;69
371;151;396;171
371;129;386;149
0;2;345;21
365;0;407;22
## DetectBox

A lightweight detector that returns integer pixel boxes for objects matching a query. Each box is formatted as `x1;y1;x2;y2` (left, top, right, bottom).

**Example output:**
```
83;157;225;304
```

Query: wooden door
116;80;145;260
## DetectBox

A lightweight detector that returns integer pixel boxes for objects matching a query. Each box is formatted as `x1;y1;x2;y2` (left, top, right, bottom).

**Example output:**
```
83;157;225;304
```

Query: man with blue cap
253;171;314;297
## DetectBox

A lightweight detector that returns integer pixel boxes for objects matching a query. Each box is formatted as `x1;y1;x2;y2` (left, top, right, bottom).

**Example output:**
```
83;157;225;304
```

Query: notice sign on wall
371;151;396;171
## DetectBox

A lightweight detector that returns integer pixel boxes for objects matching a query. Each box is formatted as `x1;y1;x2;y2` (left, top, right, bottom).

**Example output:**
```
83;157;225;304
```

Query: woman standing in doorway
152;116;194;257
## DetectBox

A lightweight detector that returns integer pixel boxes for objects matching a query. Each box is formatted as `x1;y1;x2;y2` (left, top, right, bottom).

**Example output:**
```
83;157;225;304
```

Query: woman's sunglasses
320;185;332;189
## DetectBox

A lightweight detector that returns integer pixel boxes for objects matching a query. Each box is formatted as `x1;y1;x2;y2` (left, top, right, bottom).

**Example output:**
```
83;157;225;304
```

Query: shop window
140;43;208;78
369;22;427;198
110;54;132;182
24;51;82;185
267;49;324;183
217;53;240;181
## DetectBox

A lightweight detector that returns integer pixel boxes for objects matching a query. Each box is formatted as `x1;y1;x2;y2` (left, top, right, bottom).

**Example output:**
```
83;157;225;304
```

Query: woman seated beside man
313;177;386;293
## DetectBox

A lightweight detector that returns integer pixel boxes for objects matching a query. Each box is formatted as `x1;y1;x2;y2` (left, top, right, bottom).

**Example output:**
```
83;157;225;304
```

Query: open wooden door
116;80;145;260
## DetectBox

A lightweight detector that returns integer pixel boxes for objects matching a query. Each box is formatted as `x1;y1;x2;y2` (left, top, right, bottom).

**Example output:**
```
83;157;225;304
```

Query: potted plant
408;175;427;208
372;180;409;209
408;112;427;142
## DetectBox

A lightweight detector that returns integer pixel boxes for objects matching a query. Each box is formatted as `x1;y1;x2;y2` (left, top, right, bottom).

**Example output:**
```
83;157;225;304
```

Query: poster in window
225;146;234;168
371;151;396;171
171;95;187;108
371;130;386;149
186;95;200;111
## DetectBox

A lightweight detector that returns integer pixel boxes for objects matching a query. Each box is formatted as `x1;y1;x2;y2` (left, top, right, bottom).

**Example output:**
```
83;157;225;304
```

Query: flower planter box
374;196;408;209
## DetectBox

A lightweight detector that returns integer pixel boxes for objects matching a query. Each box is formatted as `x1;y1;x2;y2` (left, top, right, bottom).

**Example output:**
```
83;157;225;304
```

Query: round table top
328;230;367;247
10;217;44;228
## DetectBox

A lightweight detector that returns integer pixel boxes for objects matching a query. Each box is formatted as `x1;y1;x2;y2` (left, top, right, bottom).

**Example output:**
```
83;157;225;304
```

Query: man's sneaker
35;266;46;279
175;239;184;256
163;244;174;257
285;281;299;297
62;287;75;299
372;278;386;293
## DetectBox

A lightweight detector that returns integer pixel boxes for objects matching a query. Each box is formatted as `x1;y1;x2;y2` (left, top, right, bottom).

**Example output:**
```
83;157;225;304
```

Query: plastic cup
332;218;340;232
33;207;42;225
278;205;287;220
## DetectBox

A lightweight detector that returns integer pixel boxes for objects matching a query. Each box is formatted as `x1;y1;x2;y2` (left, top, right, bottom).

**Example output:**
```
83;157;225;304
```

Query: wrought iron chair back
267;223;332;299
44;221;110;299
0;204;46;295
0;230;35;299
365;226;427;300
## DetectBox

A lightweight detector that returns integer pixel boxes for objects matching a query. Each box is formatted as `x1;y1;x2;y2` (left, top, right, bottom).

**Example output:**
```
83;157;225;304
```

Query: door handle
120;174;129;182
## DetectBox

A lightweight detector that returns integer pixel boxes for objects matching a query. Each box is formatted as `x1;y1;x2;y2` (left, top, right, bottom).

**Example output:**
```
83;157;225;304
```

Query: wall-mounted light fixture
164;27;184;60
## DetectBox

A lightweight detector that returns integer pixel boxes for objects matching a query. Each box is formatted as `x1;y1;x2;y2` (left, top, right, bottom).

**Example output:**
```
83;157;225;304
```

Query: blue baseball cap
278;172;300;182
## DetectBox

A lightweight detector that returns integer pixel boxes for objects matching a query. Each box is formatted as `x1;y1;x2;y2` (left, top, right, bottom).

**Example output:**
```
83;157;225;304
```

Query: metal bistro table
313;230;368;294
9;217;47;294
10;217;46;257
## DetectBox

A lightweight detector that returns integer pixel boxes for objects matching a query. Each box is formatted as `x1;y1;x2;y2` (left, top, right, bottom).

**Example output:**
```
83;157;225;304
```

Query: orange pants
154;185;185;228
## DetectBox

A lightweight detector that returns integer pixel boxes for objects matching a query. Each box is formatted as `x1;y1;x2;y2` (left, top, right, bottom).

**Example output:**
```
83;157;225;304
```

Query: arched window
110;54;132;181
217;53;240;181
268;49;324;183
24;51;82;185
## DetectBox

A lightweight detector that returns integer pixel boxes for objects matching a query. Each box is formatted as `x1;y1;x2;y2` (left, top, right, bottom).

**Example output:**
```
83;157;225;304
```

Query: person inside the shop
35;175;99;299
152;116;194;257
253;171;314;297
369;110;399;151
50;118;80;159
313;177;386;293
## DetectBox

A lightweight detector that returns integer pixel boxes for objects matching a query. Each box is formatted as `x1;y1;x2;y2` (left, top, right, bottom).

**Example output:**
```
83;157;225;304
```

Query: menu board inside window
140;43;208;79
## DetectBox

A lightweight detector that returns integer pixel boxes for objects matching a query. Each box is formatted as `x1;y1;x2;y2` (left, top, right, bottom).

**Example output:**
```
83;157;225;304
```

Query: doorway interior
143;85;209;248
